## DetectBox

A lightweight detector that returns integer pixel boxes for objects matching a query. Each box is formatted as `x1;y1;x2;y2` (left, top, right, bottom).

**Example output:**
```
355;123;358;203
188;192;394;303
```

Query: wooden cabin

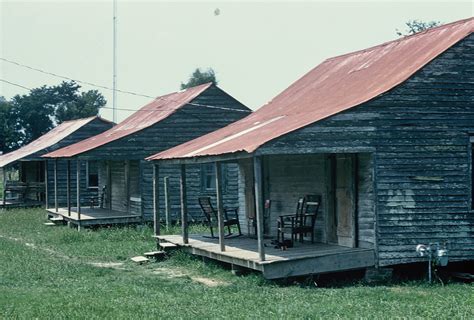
43;83;250;228
0;116;113;209
148;18;474;279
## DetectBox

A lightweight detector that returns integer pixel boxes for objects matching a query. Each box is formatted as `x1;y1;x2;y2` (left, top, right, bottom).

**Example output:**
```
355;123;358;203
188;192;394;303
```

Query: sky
0;0;472;122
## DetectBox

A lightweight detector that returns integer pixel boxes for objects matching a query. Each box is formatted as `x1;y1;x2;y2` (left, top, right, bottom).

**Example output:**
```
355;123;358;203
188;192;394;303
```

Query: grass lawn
0;208;472;319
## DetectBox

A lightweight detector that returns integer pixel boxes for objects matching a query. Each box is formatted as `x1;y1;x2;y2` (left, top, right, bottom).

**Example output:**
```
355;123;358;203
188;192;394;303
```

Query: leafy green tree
180;68;218;89
396;20;442;36
6;81;106;149
0;97;15;153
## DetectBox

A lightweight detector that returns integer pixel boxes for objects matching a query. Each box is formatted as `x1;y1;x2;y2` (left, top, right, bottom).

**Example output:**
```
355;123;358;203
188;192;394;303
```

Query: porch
157;234;375;279
47;207;142;227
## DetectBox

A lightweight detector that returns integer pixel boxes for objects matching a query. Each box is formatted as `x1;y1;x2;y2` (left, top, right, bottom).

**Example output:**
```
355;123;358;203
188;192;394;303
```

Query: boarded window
87;161;99;188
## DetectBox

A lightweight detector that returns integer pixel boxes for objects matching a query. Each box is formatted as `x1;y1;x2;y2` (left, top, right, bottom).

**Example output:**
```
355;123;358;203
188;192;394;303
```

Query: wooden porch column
180;164;189;244
2;167;6;206
76;160;81;222
164;176;170;231
54;159;58;212
153;164;160;236
125;160;130;214
44;161;49;209
106;161;112;210
215;162;225;252
253;156;265;261
66;160;71;216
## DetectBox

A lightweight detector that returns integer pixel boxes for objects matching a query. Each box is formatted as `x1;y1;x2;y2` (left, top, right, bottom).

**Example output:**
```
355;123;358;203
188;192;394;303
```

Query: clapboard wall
42;118;114;206
258;34;474;266
76;85;250;220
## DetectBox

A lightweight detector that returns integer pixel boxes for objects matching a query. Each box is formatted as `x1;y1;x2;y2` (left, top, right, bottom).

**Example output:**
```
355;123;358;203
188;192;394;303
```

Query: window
200;163;227;192
87;161;99;189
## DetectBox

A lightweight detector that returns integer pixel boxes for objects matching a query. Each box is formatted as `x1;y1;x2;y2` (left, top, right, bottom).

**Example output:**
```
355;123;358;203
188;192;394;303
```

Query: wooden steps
144;251;166;259
131;256;149;264
43;222;57;226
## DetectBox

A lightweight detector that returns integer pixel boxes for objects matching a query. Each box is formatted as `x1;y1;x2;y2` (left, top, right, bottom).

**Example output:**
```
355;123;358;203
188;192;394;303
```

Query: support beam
54;159;58;212
215;162;225;252
106;161;112;209
164;176;170;231
2;167;6;206
153;164;160;236
44;161;49;209
180;164;188;244
76;160;81;223
253;156;265;261
66;160;71;216
125;160;130;214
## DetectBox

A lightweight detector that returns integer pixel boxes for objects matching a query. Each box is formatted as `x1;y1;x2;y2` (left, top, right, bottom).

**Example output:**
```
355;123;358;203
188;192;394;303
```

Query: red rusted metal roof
43;83;213;158
147;17;474;161
0;116;108;167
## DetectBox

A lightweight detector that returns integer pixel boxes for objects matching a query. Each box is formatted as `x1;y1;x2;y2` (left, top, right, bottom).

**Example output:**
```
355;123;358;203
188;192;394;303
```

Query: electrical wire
0;57;251;113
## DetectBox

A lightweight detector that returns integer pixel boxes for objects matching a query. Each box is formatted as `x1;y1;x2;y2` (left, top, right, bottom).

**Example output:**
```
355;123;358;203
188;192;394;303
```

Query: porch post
253;156;265;261
66;160;71;216
76;160;81;223
44;161;49;209
164;176;171;231
215;162;225;252
125;160;130;214
153;163;160;236
106;160;112;210
2;167;6;206
180;164;189;244
54;159;58;212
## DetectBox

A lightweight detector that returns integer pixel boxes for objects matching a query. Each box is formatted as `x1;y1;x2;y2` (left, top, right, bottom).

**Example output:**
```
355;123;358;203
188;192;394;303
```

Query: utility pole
112;0;118;123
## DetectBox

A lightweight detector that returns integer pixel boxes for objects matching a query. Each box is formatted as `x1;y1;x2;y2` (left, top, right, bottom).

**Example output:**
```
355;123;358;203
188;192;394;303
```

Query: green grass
1;209;473;319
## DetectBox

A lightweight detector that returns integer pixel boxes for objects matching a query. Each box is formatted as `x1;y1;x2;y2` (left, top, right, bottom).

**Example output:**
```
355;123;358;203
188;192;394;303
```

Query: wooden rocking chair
198;197;242;238
277;195;321;244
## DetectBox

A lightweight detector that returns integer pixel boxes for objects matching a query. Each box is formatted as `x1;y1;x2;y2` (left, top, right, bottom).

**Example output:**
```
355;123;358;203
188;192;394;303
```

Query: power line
0;57;251;113
0;79;31;91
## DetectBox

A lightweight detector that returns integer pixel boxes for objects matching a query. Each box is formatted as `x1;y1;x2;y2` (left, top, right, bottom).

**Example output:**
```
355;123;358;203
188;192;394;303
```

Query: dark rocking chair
198;197;242;238
277;194;321;245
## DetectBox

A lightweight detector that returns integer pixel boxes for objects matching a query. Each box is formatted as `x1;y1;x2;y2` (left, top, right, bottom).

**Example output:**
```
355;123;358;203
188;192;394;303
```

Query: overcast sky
1;0;472;122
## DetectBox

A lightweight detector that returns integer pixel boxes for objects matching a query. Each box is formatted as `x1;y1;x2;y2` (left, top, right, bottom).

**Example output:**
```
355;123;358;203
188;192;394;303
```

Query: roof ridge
324;17;473;63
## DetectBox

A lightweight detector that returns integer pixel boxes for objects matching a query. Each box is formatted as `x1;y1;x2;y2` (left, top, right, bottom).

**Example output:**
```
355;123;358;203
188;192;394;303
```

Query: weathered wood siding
258;34;474;266
44;118;114;206
110;161;127;212
75;86;249;221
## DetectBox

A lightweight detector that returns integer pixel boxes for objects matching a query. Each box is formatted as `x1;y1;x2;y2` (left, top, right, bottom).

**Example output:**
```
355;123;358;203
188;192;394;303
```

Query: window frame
86;160;99;189
200;163;227;193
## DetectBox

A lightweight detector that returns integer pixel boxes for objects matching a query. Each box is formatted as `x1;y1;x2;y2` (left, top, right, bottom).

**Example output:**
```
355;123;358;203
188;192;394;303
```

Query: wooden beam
2;167;6;206
106;161;112;209
153;164;160;236
125;160;130;214
164;176;170;231
180;164;189;244
54;159;58;212
215;162;225;252
66;160;71;217
253;156;265;261
44;161;49;209
76;160;81;222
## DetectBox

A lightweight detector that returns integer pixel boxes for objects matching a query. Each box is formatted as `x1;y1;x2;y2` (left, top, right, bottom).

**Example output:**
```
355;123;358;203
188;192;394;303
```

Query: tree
180;68;218;90
5;81;106;149
396;20;442;36
0;97;15;153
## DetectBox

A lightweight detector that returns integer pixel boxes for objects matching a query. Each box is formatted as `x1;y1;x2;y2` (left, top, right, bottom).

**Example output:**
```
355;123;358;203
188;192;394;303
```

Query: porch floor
47;207;142;227
157;234;375;279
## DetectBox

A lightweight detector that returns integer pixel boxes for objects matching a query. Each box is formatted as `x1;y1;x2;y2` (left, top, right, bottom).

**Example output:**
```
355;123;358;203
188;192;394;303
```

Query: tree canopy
396;20;442;36
0;81;106;153
180;68;218;90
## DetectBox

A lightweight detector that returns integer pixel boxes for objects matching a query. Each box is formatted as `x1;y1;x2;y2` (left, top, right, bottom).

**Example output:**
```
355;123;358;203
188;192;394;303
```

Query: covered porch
47;158;143;228
152;151;377;279
1;161;45;208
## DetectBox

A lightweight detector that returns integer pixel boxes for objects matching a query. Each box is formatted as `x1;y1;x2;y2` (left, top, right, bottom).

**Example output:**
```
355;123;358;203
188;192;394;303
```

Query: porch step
144;251;166;259
158;242;178;252
44;222;57;226
50;216;64;222
131;256;150;264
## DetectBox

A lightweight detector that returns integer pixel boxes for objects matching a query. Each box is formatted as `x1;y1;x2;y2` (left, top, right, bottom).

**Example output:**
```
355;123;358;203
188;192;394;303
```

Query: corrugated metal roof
0;116;106;168
147;17;474;162
43;83;213;158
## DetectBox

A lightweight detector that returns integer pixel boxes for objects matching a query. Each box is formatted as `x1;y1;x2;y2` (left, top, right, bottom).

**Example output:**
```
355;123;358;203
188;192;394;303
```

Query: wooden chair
277;195;321;244
198;197;242;238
